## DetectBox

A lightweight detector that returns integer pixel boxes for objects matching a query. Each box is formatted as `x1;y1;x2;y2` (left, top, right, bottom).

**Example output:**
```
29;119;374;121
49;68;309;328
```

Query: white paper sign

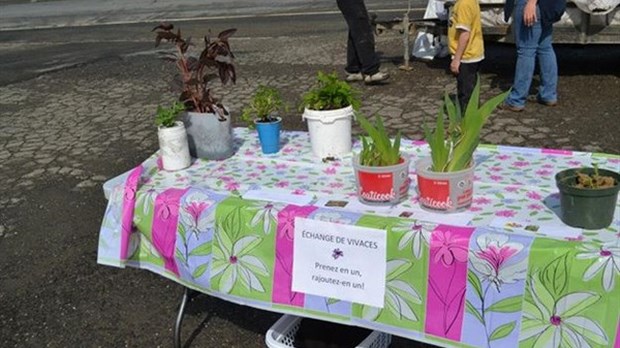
291;217;387;308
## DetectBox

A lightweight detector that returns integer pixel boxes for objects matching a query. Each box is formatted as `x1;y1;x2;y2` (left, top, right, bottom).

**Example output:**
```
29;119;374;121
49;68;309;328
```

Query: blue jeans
506;0;558;107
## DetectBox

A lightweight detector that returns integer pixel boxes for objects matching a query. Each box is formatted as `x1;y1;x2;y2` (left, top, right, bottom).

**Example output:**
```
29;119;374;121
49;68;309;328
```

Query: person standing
337;0;389;84
448;0;485;111
502;0;564;111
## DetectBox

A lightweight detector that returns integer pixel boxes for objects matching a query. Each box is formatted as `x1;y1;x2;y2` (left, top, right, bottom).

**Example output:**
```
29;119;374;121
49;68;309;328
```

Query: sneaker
527;95;558;107
498;102;524;112
364;71;390;84
345;72;364;82
538;99;558;107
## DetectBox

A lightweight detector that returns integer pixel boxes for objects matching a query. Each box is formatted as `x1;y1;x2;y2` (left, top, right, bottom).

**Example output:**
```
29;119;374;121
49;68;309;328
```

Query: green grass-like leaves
424;79;509;172
358;113;401;167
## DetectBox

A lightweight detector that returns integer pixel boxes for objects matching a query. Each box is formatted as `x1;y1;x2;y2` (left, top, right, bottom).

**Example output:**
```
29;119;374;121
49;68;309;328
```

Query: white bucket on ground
302;105;354;159
157;121;191;171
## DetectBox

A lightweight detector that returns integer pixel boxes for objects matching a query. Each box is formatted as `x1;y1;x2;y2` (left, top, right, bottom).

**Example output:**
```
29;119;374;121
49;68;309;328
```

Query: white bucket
302;105;354;159
157;121;191;171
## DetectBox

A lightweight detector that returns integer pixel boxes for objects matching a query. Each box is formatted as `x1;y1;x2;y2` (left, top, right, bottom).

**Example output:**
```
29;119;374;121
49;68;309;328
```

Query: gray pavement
1;6;620;348
0;0;420;30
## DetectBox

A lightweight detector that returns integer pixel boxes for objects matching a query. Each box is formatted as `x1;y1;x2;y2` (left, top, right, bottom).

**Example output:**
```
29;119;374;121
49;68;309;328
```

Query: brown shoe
499;103;524;112
528;95;557;107
538;99;558;107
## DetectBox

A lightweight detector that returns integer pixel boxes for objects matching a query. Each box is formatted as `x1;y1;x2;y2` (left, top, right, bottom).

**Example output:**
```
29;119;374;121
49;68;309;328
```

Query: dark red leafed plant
153;23;237;120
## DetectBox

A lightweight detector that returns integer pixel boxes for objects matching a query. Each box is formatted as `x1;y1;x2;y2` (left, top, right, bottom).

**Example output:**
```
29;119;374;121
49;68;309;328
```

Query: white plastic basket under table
265;315;392;348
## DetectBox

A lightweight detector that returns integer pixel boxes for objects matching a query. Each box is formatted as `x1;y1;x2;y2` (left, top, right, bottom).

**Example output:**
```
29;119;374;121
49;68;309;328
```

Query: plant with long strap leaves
357;113;401;167
424;79;509;172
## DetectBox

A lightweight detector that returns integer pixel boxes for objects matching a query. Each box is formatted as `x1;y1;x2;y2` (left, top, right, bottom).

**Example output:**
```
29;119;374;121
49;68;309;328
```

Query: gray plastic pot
352;155;410;206
415;157;475;213
556;168;620;230
183;109;234;160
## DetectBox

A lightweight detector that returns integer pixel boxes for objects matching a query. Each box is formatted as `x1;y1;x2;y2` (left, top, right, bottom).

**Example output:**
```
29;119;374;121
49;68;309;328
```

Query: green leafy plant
240;85;286;128
357;113;401;166
155;101;186;128
424;79;508;172
301;71;361;111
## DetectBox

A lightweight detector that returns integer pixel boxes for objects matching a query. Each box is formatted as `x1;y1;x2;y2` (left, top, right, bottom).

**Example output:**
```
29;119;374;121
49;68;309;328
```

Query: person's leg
505;2;542;108
457;62;480;112
345;30;362;74
536;22;558;104
456;63;480;113
337;0;362;74
336;0;380;75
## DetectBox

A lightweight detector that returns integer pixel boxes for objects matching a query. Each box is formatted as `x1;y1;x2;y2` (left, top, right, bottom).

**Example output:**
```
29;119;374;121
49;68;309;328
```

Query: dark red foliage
153;22;237;118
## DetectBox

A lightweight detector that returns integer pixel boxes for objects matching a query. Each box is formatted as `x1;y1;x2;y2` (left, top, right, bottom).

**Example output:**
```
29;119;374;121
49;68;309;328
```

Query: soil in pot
293;318;373;348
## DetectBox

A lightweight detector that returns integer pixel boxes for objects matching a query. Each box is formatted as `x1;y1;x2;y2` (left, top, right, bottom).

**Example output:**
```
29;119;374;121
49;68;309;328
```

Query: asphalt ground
1;9;619;348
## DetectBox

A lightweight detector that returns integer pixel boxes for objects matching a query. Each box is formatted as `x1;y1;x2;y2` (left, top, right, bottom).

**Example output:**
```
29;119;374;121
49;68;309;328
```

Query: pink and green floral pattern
98;128;620;348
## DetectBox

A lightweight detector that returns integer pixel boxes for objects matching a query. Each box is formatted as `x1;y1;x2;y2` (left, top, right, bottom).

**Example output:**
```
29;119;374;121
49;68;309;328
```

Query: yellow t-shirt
448;0;485;62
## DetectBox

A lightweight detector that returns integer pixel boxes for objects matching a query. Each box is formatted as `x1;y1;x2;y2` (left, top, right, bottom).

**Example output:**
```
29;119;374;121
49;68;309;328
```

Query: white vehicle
478;0;620;44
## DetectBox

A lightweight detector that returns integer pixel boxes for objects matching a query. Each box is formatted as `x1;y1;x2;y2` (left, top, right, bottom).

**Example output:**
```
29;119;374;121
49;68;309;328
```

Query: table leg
174;287;196;348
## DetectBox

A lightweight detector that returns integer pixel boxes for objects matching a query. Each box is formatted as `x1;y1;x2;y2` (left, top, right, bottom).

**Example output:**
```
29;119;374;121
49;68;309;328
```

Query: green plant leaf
489;321;516;341
487;295;523;313
386;259;412;280
539;252;571;299
424;107;447;171
361;305;381;321
468;270;483;299
178;223;187;243
466;300;484;323
155;101;186;127
327;298;340;305
301;72;360;110
176;248;187;265
387;280;422;304
192;263;208;279
426;79;508;172
189;241;212;256
357;113;401;166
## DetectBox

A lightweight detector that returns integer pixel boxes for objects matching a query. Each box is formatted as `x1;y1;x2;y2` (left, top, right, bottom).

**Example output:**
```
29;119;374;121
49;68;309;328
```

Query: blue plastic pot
255;117;282;154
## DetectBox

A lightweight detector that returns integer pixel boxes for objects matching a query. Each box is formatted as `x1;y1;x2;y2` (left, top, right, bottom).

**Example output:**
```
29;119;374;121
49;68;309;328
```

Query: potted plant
555;164;620;229
156;101;192;171
416;80;508;212
301;71;361;160
353;114;410;205
240;85;287;154
154;23;237;160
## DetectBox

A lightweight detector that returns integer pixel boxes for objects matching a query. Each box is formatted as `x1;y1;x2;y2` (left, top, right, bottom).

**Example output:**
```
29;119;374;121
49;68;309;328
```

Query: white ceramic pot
157;121;191;171
302;105;353;160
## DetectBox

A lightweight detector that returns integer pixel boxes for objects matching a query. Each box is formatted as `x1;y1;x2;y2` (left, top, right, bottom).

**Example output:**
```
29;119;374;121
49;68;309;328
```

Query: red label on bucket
417;176;453;210
358;171;395;202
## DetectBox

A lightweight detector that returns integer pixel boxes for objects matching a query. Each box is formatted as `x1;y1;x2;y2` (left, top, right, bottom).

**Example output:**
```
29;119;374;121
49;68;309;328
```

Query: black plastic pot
555;168;620;230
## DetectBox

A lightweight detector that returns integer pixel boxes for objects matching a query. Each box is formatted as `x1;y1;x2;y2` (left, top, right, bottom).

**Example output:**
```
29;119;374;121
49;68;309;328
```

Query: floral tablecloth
98;128;620;348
